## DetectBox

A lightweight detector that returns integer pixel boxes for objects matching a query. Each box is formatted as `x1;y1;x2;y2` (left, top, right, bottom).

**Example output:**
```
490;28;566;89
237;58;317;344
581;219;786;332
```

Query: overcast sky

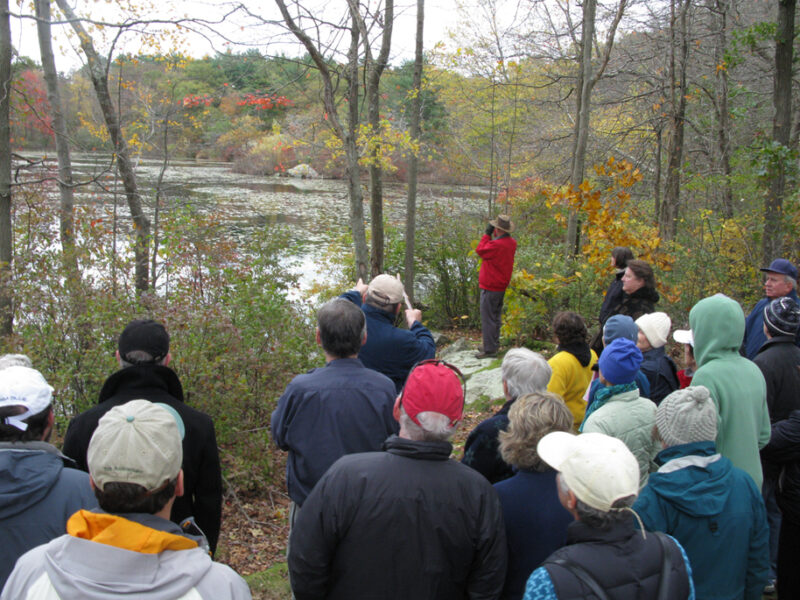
12;0;461;74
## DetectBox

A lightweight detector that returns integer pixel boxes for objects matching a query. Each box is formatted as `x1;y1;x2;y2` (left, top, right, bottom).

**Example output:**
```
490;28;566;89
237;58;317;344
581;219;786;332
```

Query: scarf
579;381;638;431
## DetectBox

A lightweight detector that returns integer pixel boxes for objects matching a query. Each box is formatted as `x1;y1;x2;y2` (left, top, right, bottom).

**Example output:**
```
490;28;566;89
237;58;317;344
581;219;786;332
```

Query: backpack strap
653;532;674;600
547;558;611;600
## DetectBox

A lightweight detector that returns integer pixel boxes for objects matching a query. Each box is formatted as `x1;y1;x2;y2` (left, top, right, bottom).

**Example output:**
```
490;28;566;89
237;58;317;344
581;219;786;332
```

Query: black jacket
61;365;223;553
598;271;625;326
640;347;679;405
288;435;508;600
761;410;800;525
608;286;659;321
753;336;800;423
545;519;692;599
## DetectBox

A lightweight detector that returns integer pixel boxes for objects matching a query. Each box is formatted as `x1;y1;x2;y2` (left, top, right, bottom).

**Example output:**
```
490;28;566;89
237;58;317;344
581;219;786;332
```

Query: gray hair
0;354;33;370
557;474;636;529
786;275;797;290
399;408;456;443
501;348;552;399
499;392;573;470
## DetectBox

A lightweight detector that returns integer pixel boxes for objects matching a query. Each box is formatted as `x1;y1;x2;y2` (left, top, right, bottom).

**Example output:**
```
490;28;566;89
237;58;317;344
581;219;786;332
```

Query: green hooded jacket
690;294;770;488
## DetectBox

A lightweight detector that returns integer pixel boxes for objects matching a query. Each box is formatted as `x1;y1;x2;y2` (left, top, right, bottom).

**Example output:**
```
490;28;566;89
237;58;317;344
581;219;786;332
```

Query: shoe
475;351;497;359
764;580;776;594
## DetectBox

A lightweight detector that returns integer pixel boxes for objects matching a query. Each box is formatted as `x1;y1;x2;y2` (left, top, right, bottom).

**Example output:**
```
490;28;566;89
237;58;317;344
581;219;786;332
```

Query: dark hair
575;494;637;529
317;298;366;358
611;247;634;269
553;311;588;346
0;405;51;442
94;479;177;514
625;259;656;289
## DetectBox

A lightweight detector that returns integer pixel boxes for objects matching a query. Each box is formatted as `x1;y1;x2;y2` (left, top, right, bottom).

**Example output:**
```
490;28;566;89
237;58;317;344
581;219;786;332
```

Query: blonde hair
499;392;573;471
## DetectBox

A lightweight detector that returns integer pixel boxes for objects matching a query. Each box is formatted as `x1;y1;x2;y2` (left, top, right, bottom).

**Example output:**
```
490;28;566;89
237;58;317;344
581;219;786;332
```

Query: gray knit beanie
655;386;717;447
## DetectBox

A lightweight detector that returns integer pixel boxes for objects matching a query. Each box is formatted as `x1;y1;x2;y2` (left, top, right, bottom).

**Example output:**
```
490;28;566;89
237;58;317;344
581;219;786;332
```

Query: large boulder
287;163;320;179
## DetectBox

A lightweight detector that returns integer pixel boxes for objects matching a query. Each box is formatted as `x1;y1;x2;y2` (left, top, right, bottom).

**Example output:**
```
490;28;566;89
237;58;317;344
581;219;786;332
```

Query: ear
163;352;172;367
89;477;97;492
115;350;122;365
395;304;402;315
502;380;509;398
315;328;322;347
175;470;185;498
566;490;578;510
392;396;402;422
361;330;368;347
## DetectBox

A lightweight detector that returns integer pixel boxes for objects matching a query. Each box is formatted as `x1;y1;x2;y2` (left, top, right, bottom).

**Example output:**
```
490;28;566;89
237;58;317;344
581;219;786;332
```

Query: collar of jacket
0;440;62;455
758;335;798;353
362;302;398;324
383;434;452;461
67;509;199;554
626;286;660;303
655;440;718;467
98;364;184;404
565;516;636;546
324;357;365;368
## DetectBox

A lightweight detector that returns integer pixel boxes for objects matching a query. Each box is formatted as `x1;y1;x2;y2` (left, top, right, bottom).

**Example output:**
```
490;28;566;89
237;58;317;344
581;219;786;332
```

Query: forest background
3;0;800;592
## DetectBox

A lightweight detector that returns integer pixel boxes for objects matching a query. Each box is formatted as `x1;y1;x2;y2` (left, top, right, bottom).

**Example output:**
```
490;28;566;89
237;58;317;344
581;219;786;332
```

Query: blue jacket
271;358;398;506
341;291;435;392
0;442;96;588
742;289;800;359
634;441;769;600
494;469;572;600
639;346;679;405
462;399;515;483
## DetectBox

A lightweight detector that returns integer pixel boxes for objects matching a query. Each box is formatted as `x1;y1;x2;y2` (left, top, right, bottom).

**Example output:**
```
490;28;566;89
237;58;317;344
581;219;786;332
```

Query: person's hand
354;278;368;295
485;223;495;236
405;309;422;328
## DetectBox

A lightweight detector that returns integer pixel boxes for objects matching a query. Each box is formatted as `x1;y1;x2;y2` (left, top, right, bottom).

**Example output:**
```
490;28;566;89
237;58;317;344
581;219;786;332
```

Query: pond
27;153;490;294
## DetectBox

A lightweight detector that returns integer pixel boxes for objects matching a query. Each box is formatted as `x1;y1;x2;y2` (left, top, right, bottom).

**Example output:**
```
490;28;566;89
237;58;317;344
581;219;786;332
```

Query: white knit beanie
655;386;717;447
636;312;671;349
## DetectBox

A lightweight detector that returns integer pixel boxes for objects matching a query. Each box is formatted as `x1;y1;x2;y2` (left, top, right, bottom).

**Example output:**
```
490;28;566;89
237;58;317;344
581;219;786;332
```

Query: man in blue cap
743;258;799;359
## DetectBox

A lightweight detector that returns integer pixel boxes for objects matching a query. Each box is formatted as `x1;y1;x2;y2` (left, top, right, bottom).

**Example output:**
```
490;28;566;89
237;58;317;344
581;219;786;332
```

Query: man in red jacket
476;214;517;359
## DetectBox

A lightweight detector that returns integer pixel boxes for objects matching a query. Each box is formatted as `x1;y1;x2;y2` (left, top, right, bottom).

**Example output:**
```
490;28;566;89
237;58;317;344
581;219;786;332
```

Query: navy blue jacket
761;409;800;525
639;346;679;405
271;358;398;506
341;291;435;392
635;441;769;600
0;442;96;588
743;289;800;359
494;469;572;600
462;399;515;483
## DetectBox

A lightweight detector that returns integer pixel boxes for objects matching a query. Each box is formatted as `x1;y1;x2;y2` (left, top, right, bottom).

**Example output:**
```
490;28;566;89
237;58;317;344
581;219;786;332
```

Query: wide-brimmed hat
490;214;514;233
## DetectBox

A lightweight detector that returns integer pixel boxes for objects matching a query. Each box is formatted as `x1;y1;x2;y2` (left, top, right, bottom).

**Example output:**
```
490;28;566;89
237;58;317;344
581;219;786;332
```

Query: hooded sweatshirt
690;294;771;488
1;509;251;600
0;442;96;589
634;441;769;600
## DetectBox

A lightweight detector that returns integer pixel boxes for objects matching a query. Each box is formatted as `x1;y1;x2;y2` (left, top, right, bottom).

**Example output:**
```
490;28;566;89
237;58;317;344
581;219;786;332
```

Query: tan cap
537;431;639;511
88;400;183;492
367;274;405;306
490;214;514;233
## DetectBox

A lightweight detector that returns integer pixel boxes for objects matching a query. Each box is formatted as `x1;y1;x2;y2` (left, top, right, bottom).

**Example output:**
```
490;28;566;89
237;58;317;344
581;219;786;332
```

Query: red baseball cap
401;361;465;427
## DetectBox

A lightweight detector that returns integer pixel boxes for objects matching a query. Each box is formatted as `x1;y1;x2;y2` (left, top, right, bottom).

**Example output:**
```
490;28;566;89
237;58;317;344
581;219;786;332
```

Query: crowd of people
0;221;797;599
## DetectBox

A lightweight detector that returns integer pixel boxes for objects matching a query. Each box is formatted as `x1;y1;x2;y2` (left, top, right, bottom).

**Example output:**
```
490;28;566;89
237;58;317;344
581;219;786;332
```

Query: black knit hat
763;297;800;337
118;319;170;364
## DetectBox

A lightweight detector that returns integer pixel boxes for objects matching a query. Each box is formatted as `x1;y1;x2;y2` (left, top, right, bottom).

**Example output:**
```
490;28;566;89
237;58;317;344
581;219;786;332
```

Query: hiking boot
475;351;497;359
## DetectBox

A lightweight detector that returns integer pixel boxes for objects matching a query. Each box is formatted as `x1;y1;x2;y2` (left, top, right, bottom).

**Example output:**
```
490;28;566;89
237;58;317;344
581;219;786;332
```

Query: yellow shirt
547;349;598;430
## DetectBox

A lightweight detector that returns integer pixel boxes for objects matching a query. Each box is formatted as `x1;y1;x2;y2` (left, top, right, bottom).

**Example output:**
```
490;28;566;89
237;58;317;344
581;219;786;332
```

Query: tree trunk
0;0;12;335
566;0;596;257
275;0;369;280
404;0;424;302
35;0;79;276
763;0;795;263
653;125;662;221
660;0;690;241
54;0;150;293
714;0;733;218
349;0;393;278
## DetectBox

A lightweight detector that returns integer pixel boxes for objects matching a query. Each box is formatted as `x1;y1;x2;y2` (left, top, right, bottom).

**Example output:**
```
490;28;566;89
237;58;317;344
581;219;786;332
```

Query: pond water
26;153;490;294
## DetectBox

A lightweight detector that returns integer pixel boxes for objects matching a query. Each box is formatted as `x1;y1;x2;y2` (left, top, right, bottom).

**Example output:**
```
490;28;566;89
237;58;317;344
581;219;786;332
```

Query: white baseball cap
537;431;639;511
673;329;694;346
88;400;183;492
0;366;53;431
